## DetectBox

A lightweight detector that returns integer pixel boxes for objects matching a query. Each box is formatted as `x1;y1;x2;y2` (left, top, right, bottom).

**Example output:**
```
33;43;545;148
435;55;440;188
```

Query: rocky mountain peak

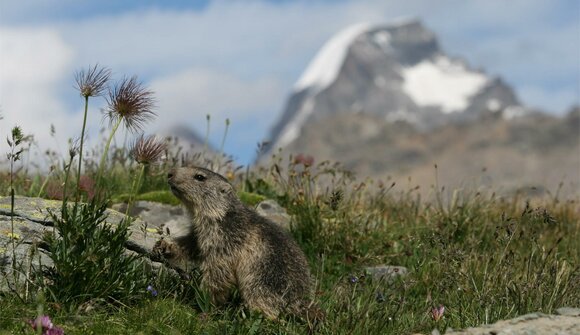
262;19;523;156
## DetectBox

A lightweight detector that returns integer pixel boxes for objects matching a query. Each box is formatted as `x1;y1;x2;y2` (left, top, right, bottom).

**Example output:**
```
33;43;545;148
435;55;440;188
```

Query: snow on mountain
401;56;488;113
294;23;371;93
274;97;315;155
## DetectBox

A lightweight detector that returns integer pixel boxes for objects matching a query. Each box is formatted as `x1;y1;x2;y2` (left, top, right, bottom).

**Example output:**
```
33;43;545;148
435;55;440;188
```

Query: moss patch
238;191;266;207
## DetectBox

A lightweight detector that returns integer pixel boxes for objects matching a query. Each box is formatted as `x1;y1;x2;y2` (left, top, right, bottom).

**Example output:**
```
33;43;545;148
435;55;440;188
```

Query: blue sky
1;0;578;166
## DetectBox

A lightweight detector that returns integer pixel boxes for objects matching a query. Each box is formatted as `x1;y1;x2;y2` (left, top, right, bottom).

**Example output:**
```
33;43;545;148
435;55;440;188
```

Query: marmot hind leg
201;267;236;306
243;293;281;320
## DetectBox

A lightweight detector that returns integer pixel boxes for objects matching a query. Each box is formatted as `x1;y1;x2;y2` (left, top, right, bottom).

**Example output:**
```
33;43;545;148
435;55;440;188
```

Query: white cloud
0;28;78;165
148;68;286;143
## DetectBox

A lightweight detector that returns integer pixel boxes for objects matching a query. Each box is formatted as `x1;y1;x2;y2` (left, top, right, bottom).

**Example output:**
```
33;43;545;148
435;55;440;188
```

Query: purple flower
431;305;445;322
29;315;64;335
147;284;158;297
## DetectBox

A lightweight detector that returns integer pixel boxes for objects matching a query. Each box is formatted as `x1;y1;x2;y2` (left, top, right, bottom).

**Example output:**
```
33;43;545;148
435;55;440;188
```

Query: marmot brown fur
155;166;312;319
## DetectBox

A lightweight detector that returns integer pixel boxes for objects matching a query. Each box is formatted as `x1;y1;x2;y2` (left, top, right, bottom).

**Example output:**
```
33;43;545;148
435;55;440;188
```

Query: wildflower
78;175;95;200
74;64;111;98
147;284;158;297
29;315;64;335
225;170;235;181
294;153;314;167
130;135;166;165
349;275;359;284
431;305;445;321
105;76;156;133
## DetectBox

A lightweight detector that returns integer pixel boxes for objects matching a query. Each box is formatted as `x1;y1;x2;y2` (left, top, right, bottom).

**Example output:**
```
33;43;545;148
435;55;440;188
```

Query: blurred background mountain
259;20;579;198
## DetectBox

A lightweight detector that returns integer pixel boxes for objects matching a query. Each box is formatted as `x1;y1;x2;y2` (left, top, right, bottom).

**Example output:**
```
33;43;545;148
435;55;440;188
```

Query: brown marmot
155;166;313;319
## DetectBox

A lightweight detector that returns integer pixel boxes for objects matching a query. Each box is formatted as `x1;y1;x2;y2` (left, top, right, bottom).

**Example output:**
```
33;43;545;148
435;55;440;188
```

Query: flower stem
219;118;230;156
62;157;74;203
204;114;210;155
97;117;123;188
75;95;90;201
8;141;21;298
125;163;146;217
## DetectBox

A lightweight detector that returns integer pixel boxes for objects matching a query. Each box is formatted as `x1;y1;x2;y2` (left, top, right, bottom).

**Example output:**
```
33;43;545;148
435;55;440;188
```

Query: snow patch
486;99;501;111
401;56;488;113
294;23;371;93
275;98;316;148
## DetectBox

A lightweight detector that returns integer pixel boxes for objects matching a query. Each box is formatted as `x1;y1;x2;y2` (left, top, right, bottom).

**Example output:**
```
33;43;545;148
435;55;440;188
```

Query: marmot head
168;167;236;220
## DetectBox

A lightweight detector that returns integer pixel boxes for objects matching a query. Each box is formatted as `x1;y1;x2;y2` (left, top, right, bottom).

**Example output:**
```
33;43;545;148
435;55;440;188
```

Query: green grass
1;167;578;334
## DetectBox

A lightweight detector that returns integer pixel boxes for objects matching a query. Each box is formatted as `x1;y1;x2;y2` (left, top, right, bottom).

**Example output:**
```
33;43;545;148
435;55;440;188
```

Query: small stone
364;265;408;282
256;200;291;230
555;307;580;317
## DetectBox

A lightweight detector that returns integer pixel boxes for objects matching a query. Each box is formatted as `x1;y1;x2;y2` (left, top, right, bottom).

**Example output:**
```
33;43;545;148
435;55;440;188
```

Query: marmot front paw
152;238;181;261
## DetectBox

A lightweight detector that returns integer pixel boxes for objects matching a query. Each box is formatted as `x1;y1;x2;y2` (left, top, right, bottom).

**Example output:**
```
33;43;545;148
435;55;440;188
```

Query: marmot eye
194;174;206;181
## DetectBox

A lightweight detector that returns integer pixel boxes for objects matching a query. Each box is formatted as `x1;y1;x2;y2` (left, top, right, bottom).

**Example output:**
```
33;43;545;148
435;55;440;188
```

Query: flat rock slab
0;196;168;291
442;308;580;335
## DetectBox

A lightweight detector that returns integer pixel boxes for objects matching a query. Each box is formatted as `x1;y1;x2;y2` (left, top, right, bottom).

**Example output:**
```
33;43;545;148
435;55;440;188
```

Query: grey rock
0;196;170;292
364;265;408;281
114;199;291;234
112;200;189;236
444;311;580;335
556;308;580;317
256;199;291;230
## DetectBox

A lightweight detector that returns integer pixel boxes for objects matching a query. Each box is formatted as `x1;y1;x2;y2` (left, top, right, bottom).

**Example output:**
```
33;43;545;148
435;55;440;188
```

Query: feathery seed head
131;134;166;164
75;64;111;98
106;76;156;133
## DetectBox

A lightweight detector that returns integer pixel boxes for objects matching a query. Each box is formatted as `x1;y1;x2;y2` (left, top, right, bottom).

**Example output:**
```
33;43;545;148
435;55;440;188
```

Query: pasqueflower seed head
75;64;111;98
106;76;156;133
131;134;166;164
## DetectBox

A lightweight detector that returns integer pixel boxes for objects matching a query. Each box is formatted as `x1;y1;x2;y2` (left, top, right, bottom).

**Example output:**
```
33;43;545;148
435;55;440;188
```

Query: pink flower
431;305;445;322
294;153;314;167
29;315;64;335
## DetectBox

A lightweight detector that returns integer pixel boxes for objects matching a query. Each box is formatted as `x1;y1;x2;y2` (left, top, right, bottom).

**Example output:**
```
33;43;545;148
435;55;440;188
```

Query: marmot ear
219;185;230;194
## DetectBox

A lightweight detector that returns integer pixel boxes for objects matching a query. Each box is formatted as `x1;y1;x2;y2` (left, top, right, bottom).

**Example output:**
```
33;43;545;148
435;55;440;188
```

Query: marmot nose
167;169;175;180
